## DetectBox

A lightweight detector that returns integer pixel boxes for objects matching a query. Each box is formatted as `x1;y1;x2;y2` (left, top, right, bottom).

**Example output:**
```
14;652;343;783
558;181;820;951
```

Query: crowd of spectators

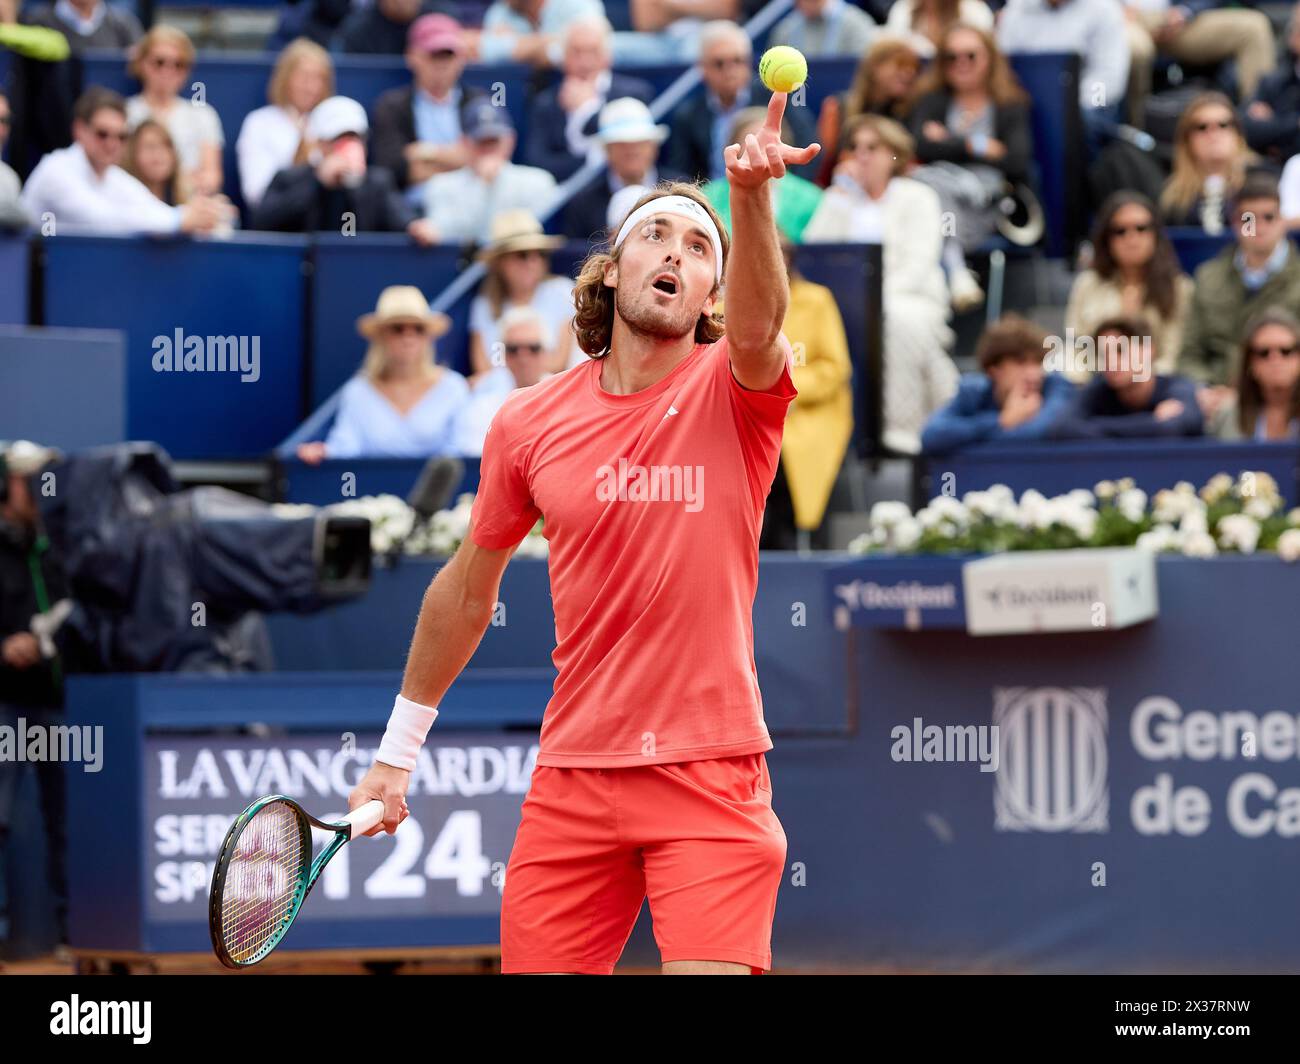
5;0;1300;546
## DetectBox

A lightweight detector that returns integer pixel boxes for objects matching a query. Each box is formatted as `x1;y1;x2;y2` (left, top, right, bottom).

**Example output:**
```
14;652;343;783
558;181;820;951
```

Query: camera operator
0;441;69;954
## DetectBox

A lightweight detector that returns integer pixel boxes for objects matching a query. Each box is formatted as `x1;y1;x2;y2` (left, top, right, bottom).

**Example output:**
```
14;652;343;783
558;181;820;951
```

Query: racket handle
342;799;386;838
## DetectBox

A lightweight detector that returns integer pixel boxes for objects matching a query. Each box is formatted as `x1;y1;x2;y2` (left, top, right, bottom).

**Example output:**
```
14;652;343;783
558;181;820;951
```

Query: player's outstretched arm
348;533;514;835
723;91;820;392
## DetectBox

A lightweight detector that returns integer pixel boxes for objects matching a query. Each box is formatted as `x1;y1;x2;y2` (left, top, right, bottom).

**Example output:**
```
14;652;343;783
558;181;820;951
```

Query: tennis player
351;91;819;975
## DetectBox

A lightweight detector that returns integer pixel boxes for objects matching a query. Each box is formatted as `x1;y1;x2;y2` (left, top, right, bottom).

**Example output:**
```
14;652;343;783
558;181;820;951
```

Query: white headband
613;194;724;282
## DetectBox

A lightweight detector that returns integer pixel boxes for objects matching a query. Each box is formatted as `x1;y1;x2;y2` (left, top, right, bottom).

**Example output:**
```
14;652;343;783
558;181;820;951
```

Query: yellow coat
718;278;854;530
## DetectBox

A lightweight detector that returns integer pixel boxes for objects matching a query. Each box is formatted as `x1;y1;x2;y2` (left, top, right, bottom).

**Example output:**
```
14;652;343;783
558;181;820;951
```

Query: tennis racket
208;794;385;969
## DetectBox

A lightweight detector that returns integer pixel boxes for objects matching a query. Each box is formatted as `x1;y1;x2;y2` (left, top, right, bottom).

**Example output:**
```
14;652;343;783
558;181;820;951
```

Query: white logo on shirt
662;404;679;420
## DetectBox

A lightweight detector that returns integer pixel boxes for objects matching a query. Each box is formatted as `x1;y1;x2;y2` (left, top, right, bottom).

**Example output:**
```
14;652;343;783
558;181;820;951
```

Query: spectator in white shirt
125;25;225;196
236;37;335;208
422;97;558;243
21;87;227;235
454;305;554;455
770;0;879;59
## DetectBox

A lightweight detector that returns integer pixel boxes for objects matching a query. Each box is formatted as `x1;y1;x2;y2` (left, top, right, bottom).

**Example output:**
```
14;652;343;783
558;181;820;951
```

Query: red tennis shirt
469;334;797;767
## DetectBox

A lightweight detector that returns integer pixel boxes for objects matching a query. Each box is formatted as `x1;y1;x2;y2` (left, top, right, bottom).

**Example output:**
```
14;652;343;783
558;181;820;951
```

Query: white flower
1200;472;1233;504
1015;489;1049;529
892;516;922;551
1152;488;1199;525
1116;487;1148;523
1245;496;1277;521
1136;525;1178;553
1288;508;1300;528
1065;488;1096;510
1116;477;1136;492
1277;528;1300;562
869;500;912;529
1094;480;1117;501
1179;507;1208;537
1218;513;1261;554
847;532;874;554
1181;531;1218;558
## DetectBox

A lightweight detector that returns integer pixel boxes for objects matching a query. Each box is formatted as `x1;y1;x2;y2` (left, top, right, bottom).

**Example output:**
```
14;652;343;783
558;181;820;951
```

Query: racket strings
219;802;307;964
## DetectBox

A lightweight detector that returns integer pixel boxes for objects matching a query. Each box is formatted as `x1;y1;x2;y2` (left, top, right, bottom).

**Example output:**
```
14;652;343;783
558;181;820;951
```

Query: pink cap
408;13;465;55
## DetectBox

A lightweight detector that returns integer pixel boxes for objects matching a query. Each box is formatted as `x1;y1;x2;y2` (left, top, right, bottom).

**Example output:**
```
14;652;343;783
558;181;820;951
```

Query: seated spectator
563;97;686;241
335;0;456;55
470;209;575;375
921;314;1076;453
1244;5;1300;166
885;0;994;58
237;38;334;209
370;15;482;198
525;16;653;183
478;0;602;67
22;0;140;51
1218;307;1300;440
454;306;554;455
122;119;186;206
815;37;922;186
1125;1;1275;127
267;0;351;51
252;95;437;244
1066;191;1193;379
1160;93;1254;232
0;89;28;230
770;0;879;59
422;99;557;244
21;87;227;235
805;115;958;453
618;0;768;64
1180;172;1300;421
297;286;469;463
667;21;817;185
1053;317;1203;438
704;107;823;242
908;23;1033;311
125;26;224;196
996;0;1128;154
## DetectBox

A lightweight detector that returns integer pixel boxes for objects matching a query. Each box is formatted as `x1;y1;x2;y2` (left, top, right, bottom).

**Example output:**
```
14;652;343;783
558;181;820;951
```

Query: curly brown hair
571;181;729;359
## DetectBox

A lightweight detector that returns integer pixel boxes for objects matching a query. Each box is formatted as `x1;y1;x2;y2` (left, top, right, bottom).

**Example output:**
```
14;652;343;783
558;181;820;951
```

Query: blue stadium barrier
278;455;481;504
41;233;309;459
39;553;1300;969
0;234;28;325
310;235;469;405
0;326;127;449
793;242;881;455
926;439;1300;504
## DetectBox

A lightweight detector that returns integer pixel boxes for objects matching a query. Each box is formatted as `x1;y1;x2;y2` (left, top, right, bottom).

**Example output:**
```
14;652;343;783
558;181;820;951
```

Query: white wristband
376;694;439;771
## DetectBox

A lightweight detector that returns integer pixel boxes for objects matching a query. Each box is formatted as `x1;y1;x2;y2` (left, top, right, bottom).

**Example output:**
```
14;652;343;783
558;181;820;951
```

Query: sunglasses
148;55;189;71
506;249;547;261
1109;222;1152;238
90;126;128;143
1249;343;1299;359
384;322;427;336
1192;118;1235;134
942;50;979;64
505;342;544;355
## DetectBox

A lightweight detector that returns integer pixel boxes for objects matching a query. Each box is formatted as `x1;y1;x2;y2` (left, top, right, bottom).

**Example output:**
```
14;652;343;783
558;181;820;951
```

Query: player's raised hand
723;92;820;190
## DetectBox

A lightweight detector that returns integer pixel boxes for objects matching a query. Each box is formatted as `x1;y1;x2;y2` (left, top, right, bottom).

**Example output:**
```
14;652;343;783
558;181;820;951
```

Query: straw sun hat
475;209;564;263
355;286;450;340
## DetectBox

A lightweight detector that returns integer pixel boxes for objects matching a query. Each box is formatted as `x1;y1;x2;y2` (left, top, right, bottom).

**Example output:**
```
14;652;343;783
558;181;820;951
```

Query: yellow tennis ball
759;46;807;94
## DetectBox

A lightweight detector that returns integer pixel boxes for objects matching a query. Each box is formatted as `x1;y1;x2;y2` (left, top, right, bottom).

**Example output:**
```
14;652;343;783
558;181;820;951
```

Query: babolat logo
49;995;151;1043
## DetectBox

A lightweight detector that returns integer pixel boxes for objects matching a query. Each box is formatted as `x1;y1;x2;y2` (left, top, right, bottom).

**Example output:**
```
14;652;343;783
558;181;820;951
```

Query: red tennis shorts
500;752;786;974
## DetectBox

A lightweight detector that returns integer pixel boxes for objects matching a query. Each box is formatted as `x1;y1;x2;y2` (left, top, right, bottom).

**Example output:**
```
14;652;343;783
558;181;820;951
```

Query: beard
613;274;700;342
